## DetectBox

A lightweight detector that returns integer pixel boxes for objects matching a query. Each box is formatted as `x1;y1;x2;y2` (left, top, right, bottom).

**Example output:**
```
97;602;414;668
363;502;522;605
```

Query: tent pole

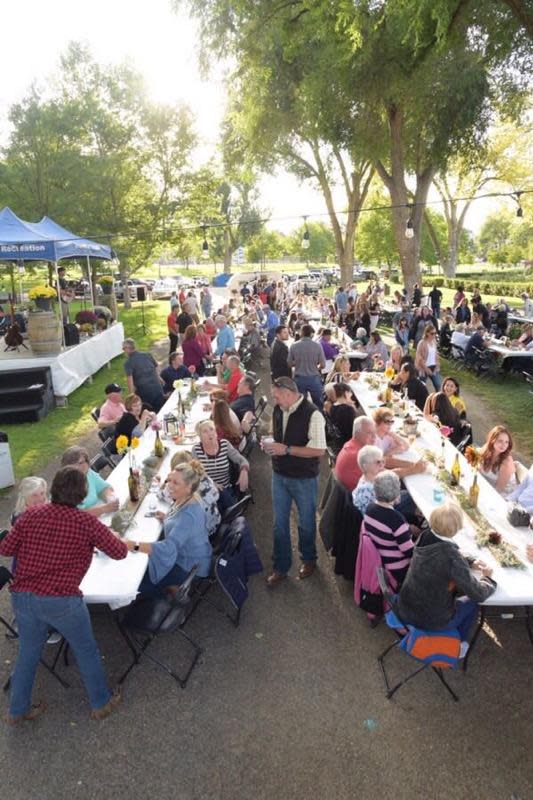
86;255;96;311
54;261;66;351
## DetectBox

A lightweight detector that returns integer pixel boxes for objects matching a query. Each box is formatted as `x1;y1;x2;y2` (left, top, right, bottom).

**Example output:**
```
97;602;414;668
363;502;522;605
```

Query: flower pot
102;284;113;295
35;297;53;312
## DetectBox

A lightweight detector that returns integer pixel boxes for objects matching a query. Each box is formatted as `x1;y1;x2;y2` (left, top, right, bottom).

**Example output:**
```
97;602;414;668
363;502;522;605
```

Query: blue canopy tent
0;207;113;348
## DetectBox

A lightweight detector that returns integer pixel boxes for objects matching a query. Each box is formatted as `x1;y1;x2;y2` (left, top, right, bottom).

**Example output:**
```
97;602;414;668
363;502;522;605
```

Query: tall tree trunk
375;106;435;297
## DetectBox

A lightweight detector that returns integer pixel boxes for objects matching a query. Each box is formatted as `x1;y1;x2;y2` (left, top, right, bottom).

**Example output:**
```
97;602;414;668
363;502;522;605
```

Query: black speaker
136;286;146;302
64;323;80;346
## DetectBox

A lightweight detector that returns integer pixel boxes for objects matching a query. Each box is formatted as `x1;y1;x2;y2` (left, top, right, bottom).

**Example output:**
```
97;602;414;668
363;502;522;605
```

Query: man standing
270;325;291;380
55;266;74;323
183;290;199;324
201;286;213;319
288;324;325;409
263;377;326;585
122;338;164;412
176;305;193;343
167;305;180;354
334;285;348;316
429;285;443;319
170;291;179;311
262;303;280;346
215;315;236;357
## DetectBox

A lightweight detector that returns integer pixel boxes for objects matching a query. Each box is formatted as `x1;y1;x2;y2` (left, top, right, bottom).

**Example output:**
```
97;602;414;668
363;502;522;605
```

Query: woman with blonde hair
398;501;496;651
325;354;360;384
192;419;249;509
12;477;48;523
386;344;404;375
415;324;441;391
169;451;220;536
126;461;212;595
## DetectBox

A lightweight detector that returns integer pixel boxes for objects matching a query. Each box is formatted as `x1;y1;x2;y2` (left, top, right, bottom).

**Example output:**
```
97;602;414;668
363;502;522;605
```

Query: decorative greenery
99;275;114;284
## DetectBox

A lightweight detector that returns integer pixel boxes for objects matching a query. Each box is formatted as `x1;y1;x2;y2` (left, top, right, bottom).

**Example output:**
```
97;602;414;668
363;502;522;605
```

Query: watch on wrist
286;445;292;456
133;542;140;552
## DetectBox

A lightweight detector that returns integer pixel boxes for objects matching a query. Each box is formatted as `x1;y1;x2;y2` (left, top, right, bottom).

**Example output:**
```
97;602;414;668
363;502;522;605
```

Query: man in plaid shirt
0;466;128;725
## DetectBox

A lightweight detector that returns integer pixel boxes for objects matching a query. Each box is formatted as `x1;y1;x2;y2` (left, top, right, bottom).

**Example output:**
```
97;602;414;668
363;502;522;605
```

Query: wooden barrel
27;310;62;354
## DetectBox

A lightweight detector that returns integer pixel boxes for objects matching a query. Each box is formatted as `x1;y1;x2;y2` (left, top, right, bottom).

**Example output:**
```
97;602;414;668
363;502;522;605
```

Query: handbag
506;503;531;528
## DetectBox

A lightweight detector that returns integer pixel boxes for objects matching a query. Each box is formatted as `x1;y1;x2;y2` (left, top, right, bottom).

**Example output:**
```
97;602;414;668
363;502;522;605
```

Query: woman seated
352;444;424;518
182;324;206;376
386;344;404;375
517;323;533;347
114;393;155;445
372;408;409;459
126;462;212;597
479;425;519;497
362;470;414;588
423;391;472;449
192;420;249;510
196;323;213;358
61;446;119;517
398;502;496;650
365;331;388;369
353;326;369;347
160;351;191;395
389;361;428;411
442;376;467;417
439;315;454;352
327;382;357;447
325;354;360;384
169;451;221;537
11;476;48;524
212;398;245;451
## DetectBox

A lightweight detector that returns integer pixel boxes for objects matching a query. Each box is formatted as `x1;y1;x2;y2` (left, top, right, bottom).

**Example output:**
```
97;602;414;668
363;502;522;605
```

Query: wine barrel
27;310;62;354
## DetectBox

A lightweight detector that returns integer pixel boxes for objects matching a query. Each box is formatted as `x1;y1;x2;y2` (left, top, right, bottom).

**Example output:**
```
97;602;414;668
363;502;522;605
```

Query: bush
438;277;533;298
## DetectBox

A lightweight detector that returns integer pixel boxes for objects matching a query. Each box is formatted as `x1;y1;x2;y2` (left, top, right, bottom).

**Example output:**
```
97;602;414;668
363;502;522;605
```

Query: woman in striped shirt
192;420;249;510
362;470;414;588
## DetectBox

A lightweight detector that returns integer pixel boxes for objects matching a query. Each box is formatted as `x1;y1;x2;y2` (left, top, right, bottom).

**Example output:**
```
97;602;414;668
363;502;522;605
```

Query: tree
0;43;198;306
478;212;514;265
246;229;288;264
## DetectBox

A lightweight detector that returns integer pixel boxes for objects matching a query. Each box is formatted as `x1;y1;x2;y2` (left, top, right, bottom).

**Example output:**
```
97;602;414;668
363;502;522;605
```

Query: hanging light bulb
301;216;310;250
515;192;524;220
201;225;209;259
405;205;414;239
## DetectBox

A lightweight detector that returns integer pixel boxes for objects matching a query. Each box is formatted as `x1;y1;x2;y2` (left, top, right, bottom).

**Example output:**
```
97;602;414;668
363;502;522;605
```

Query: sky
0;0;503;238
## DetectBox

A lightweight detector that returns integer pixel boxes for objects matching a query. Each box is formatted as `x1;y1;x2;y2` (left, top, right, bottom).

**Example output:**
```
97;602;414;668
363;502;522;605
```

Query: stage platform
0;322;125;397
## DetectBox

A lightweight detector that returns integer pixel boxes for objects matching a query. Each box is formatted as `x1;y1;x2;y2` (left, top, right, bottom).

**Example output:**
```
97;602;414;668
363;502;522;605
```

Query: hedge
424;277;533;297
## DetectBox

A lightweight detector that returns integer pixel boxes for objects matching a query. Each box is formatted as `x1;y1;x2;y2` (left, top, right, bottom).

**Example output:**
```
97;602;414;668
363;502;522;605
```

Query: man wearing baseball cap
98;383;126;430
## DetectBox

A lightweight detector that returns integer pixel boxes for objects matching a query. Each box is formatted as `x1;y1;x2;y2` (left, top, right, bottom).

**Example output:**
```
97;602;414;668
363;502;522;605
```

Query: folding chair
90;453;110;474
241;424;258;458
101;437;122;469
220;494;252;525
376;568;461;702
254;396;268;421
90;406;101;424
117;565;202;689
450;344;467;371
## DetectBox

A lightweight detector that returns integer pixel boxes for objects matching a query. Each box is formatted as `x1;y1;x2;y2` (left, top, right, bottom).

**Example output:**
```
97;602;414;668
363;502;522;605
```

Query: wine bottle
469;472;479;508
450;454;461;487
154;429;164;458
128;468;140;502
438;438;446;469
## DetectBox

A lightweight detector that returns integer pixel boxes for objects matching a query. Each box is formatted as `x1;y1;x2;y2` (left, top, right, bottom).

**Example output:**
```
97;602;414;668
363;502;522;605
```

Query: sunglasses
273;378;295;390
383;419;394;424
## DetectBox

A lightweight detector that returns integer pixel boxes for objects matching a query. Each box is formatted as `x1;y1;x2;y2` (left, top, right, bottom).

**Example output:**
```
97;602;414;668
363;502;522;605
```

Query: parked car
115;278;151;301
152;279;180;299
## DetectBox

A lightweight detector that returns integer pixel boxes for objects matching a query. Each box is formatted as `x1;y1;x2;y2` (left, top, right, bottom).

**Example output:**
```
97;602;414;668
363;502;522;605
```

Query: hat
105;383;123;395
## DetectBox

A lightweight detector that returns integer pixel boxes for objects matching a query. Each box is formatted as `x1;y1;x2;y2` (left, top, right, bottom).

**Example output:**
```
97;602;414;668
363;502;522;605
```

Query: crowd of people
2;270;533;726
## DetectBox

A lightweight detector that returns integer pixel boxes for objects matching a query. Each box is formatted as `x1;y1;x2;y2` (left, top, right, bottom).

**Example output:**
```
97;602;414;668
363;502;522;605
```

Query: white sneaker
459;641;470;659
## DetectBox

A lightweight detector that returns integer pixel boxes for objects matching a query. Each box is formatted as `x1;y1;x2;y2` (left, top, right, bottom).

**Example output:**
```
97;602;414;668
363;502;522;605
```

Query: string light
515;191;524;219
405;204;414;239
301;216;310;250
201;225;209;259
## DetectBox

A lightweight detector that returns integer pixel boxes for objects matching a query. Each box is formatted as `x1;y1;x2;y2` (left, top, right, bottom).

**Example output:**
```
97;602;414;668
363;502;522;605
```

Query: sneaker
459;641;470;659
6;701;47;726
46;631;62;646
91;689;122;720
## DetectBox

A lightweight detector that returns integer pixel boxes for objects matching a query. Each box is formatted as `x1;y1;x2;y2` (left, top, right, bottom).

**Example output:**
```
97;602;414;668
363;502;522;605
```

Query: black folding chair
117;566;201;689
90;453;110;474
376;568;460;702
101;437;122;469
254;396;268;421
90;406;101;423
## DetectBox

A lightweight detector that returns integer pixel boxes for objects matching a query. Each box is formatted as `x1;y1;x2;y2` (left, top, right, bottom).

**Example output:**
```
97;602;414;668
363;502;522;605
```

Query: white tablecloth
350;375;533;607
51;323;125;395
80;383;211;609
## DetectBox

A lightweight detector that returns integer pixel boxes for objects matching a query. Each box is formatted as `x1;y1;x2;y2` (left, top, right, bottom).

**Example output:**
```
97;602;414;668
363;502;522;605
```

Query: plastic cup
433;487;445;504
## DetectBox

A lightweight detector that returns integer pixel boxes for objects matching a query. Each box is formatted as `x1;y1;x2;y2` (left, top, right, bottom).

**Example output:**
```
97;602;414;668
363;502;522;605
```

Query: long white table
350;374;533;607
80;383;211;609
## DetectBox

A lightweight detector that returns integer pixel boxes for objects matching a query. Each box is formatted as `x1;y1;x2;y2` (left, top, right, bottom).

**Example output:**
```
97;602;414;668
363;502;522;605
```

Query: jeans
138;563;189;599
294;375;323;409
420;368;442;392
272;472;319;573
441;598;478;641
9;592;111;716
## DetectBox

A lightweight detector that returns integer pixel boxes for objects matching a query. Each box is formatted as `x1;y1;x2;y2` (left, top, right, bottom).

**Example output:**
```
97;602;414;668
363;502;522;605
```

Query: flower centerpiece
99;275;115;295
28;285;57;312
464;445;480;469
75;309;99;335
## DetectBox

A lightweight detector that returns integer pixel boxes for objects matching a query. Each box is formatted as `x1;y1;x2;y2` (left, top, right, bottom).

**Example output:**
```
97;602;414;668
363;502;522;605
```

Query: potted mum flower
99;275;115;295
28;285;57;312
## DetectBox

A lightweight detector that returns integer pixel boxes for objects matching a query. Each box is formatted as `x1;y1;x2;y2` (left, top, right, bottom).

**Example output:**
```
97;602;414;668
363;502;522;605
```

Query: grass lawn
6;300;170;482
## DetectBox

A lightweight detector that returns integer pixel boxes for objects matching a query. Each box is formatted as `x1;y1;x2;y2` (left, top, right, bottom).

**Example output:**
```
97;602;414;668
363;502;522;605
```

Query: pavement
1;330;533;800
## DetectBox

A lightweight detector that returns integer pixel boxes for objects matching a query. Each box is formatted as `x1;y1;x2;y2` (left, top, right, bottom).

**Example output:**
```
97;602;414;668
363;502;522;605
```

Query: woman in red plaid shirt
0;466;128;725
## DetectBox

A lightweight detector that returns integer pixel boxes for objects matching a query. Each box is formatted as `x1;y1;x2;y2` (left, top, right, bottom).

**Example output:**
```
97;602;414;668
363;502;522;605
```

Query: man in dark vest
262;377;326;586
